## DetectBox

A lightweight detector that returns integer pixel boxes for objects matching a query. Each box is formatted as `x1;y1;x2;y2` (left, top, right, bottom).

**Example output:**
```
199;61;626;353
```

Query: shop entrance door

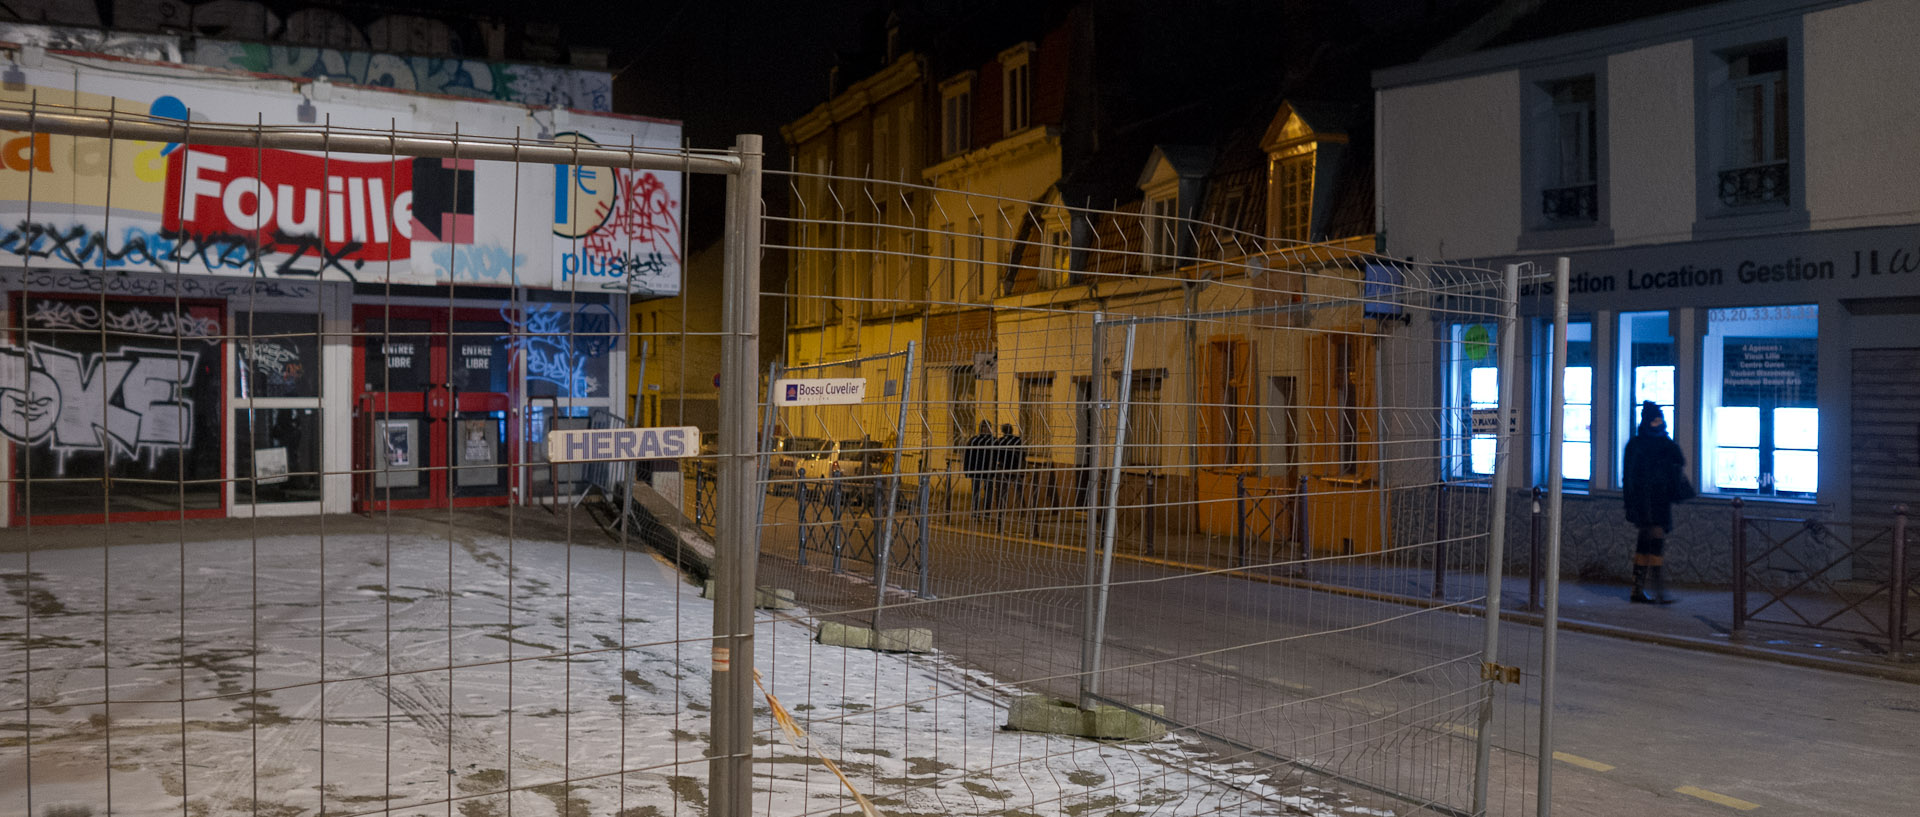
354;306;516;511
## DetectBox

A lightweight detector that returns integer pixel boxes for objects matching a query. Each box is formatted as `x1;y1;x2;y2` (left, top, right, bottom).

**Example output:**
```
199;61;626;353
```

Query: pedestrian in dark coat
1622;401;1689;604
963;420;996;512
993;423;1026;509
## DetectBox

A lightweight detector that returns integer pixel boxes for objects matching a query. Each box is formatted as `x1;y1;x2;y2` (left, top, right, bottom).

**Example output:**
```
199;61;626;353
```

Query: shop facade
0;51;680;526
1375;0;1920;579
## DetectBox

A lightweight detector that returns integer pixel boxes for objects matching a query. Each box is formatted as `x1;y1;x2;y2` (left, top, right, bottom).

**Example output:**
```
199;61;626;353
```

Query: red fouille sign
162;146;477;263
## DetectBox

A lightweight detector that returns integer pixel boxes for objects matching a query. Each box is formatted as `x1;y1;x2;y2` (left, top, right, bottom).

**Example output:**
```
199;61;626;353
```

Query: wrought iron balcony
1540;183;1597;223
1717;162;1789;207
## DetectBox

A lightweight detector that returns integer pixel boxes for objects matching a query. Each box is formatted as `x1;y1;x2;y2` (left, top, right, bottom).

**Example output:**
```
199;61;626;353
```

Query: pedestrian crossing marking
1553;752;1614;772
1675;785;1760;810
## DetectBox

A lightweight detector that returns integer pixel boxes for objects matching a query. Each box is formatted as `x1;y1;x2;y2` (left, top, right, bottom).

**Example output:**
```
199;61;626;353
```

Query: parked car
790;438;895;507
768;436;831;493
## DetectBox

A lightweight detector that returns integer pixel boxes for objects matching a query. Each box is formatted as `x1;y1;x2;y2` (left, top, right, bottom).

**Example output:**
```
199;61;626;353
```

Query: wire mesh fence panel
0;89;1562;817
762;168;1559;817
0;91;750;817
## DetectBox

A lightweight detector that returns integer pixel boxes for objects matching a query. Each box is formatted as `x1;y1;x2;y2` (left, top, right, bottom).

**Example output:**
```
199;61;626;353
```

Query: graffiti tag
25;300;221;341
0;343;199;472
499;302;619;397
0;222;367;280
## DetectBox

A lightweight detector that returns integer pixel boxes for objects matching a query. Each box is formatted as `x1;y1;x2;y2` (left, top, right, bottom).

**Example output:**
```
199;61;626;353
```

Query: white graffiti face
0;343;200;468
0;370;59;443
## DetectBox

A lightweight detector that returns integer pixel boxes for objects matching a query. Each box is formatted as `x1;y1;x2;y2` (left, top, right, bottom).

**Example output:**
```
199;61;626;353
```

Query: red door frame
6;292;229;526
352;304;518;512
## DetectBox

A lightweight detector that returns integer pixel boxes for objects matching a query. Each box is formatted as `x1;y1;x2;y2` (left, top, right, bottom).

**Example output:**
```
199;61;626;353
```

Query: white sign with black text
774;378;867;406
547;426;699;463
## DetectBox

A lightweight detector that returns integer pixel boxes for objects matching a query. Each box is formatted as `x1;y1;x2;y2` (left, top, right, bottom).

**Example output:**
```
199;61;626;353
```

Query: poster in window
254;446;290;485
1722;337;1818;406
383;421;413;467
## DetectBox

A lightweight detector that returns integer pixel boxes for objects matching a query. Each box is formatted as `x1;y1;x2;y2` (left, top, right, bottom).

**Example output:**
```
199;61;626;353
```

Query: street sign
774;377;866;406
547;426;699;462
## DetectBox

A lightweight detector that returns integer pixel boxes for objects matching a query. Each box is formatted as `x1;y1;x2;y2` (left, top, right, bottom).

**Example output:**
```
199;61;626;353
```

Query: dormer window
940;73;973;158
1000;43;1034;135
1259;103;1344;244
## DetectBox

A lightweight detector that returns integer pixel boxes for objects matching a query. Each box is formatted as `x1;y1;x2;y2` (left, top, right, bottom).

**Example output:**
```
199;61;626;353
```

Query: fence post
1235;473;1248;568
1530;486;1544;612
1433;482;1450;599
1731;497;1746;639
1891;504;1908;661
1083;323;1137;706
711;132;763;817
871;340;917;635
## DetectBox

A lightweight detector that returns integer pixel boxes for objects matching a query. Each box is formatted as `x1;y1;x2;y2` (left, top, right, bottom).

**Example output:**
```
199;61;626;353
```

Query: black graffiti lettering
1;221;365;281
267;233;365;280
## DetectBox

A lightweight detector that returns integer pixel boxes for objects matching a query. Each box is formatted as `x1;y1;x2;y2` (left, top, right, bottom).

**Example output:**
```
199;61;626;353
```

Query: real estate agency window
1720;42;1789;208
1616;310;1675;483
1446;322;1500;478
1001;43;1033;134
1539;76;1598;225
1700;305;1816;498
1535;318;1593;486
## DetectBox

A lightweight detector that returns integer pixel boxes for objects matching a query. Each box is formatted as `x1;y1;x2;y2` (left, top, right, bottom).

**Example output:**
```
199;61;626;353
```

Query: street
754;495;1920;816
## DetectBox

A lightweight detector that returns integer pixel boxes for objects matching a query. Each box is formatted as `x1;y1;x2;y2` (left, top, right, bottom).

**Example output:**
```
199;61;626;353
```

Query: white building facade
1374;0;1920;578
0;49;681;526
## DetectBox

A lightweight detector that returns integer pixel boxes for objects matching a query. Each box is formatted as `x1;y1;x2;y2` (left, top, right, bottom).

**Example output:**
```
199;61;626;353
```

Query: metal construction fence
0;99;1575;817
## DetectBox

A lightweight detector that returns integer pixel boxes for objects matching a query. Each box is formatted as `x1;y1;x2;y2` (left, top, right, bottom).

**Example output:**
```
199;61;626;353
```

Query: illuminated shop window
1701;305;1817;497
1617;311;1674;486
1537;320;1593;485
1447;322;1500;478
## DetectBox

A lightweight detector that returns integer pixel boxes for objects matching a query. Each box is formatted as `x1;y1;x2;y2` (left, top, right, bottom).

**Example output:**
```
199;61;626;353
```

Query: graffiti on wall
0;342;201;473
553;133;681;294
500;302;619;398
193;41;613;111
0;268;316;301
24;299;221;339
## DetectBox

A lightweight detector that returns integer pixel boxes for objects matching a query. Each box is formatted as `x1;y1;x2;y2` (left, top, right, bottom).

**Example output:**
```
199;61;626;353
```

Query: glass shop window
1701;305;1817;498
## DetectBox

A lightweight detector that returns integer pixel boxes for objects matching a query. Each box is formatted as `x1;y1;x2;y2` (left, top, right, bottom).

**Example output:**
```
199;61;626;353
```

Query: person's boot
1629;564;1654;603
1651;565;1679;605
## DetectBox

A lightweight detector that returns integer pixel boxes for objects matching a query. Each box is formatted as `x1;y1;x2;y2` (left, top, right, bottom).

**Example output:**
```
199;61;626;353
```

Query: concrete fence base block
815;621;933;653
701;581;798;611
1004;696;1167;741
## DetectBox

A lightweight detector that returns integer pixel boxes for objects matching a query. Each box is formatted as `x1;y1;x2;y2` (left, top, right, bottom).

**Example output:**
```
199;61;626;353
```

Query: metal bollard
796;481;810;566
829;480;846;574
1295;474;1311;564
1234;473;1248;567
1530;485;1544;612
1891;504;1908;661
1433;482;1450;599
1731;497;1746;639
916;477;934;598
1144;472;1157;557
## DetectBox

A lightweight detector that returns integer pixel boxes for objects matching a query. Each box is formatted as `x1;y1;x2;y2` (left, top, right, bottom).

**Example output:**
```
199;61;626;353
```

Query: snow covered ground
2;529;1400;817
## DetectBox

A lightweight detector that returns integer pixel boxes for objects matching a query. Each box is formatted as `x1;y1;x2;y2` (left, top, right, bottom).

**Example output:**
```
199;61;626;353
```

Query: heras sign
547;426;698;463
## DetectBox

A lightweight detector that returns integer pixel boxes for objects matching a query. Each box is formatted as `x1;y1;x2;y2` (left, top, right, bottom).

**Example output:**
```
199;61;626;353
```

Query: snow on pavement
2;530;1399;817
